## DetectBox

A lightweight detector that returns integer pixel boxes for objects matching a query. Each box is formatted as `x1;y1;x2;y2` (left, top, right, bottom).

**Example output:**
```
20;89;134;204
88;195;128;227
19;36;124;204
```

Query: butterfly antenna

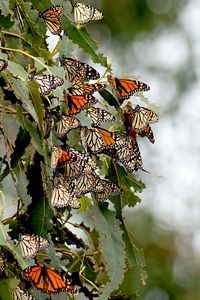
139;167;164;179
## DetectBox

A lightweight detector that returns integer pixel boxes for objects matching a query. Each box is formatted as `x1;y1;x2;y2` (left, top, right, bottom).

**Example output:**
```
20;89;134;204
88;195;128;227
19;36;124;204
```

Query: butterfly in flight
19;234;49;259
39;6;64;38
13;286;36;300
0;59;8;72
85;107;115;126
31;74;64;96
71;1;103;26
22;264;76;294
107;74;150;101
60;56;100;83
51;172;80;208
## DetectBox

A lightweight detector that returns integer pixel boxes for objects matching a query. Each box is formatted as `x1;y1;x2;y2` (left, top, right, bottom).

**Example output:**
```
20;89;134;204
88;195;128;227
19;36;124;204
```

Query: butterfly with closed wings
31;74;64;96
19;234;49;259
51;172;80;209
13;286;36;300
93;179;121;202
71;1;103;26
39;6;64;38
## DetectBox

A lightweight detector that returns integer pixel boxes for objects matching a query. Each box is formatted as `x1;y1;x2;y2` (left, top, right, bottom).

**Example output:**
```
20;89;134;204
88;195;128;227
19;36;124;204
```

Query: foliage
0;0;154;299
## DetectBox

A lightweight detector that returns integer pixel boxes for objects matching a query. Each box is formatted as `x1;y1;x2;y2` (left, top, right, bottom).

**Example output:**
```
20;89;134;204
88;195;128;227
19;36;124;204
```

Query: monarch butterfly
74;171;104;197
69;75;106;96
85;127;118;153
71;1;103;25
63;89;97;115
51;173;80;208
13;286;36;300
131;105;158;128
107;74;150;101
93;179;121;201
51;146;78;168
102;134;142;172
32;74;64;96
0;59;8;72
39;6;64;38
19;234;49;259
122;137;143;172
138;123;155;143
55;115;80;139
86;107;115;126
122;105;158;143
22;264;76;294
60;56;100;83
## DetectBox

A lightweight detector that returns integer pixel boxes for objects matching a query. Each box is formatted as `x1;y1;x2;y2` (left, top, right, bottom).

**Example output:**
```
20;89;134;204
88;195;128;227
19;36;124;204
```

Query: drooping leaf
62;15;107;66
88;205;126;299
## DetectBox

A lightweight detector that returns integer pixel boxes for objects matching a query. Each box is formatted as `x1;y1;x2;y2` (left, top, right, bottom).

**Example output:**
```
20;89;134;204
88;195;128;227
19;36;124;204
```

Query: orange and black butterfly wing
64;89;95;115
108;74;150;101
39;6;64;37
22;265;67;293
138;123;155;143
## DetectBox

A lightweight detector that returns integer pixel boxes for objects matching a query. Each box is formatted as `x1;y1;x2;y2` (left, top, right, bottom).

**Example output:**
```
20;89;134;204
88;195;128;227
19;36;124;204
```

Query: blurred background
86;0;200;299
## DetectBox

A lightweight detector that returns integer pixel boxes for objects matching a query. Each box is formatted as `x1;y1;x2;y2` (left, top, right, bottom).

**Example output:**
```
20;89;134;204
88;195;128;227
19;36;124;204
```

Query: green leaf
88;205;126;299
78;196;92;212
8;75;38;122
0;223;10;246
16;107;44;156
0;278;18;300
122;225;147;286
27;81;45;136
63;17;107;66
14;167;32;209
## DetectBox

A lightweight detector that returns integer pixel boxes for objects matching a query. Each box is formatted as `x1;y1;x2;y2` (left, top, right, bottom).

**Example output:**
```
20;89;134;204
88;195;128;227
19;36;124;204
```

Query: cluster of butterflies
0;2;159;299
11;234;76;298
